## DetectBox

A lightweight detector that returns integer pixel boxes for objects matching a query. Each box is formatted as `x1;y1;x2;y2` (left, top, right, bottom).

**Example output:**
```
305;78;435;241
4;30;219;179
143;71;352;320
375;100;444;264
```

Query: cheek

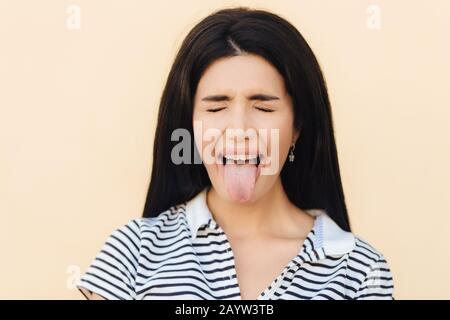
259;113;294;155
192;117;223;167
278;132;293;161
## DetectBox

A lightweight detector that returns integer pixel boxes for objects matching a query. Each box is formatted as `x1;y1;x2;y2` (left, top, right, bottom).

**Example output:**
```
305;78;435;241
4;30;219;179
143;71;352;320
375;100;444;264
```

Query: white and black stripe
77;188;394;300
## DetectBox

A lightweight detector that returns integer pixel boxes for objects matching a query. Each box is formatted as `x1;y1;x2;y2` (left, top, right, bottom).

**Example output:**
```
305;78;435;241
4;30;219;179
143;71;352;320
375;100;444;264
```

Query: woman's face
193;54;298;204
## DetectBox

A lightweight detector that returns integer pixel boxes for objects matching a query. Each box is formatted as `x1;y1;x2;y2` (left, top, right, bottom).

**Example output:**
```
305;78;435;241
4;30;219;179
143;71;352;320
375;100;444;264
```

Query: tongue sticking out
223;163;259;202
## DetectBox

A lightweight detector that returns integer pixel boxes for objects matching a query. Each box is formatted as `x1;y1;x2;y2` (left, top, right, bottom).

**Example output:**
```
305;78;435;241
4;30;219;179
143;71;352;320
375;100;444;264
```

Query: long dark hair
142;7;351;231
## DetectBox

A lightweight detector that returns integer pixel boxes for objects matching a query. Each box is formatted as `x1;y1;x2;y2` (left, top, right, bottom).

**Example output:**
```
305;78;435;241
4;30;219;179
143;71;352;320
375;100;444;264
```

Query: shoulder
345;235;395;299
348;235;388;267
77;204;187;300
136;203;188;236
114;204;190;255
101;204;187;261
316;213;393;283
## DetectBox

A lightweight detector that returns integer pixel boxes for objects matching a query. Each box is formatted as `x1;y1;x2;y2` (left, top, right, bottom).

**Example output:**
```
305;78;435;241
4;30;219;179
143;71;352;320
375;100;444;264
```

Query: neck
206;179;308;239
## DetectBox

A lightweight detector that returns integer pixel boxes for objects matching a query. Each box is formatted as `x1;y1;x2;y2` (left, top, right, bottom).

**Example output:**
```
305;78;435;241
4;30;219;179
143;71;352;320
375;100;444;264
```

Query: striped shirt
77;188;394;300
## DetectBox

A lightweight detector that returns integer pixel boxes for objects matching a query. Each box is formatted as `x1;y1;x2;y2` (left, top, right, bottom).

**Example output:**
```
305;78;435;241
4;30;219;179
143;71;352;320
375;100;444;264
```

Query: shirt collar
184;187;213;238
184;188;355;258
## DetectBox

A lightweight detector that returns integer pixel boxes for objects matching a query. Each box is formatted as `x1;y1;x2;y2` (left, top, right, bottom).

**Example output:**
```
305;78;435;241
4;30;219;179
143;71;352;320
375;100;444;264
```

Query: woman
77;7;394;300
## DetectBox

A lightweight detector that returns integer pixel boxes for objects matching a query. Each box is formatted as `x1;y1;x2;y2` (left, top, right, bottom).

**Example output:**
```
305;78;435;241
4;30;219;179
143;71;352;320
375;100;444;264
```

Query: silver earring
289;144;295;162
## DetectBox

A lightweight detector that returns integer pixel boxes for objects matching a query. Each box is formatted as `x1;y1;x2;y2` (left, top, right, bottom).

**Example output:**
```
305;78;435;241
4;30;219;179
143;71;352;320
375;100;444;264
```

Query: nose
224;102;256;149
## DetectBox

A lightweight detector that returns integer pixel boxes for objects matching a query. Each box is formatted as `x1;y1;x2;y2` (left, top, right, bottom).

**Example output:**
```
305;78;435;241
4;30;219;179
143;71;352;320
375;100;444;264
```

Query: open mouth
219;154;263;167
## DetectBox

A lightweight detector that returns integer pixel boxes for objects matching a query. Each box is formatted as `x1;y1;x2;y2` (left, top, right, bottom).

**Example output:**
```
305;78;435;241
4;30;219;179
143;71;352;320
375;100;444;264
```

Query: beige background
1;0;449;299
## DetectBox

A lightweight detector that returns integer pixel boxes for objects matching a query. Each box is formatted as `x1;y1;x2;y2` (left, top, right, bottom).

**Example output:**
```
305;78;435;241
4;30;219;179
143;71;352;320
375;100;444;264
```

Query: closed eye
255;106;274;112
206;107;226;113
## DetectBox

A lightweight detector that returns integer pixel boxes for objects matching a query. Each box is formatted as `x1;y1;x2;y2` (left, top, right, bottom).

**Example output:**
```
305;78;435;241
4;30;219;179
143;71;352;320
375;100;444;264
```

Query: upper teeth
224;155;258;161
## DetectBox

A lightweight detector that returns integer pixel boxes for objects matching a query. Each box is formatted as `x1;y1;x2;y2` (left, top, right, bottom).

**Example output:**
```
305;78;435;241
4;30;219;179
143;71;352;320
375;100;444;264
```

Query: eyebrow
201;94;280;102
